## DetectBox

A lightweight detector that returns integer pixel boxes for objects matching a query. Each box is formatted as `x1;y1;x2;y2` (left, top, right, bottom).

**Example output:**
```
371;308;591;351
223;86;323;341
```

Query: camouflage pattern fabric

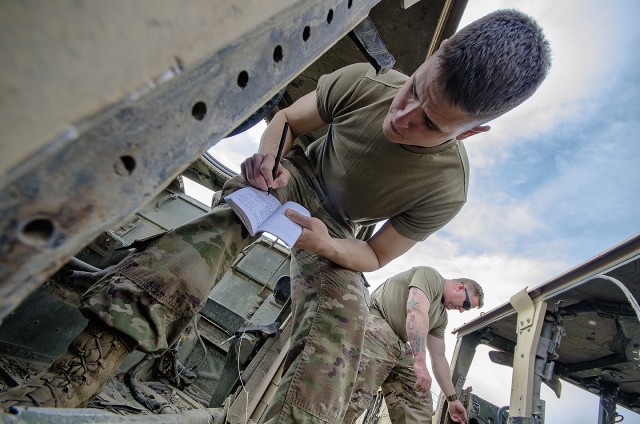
80;186;252;352
260;249;369;423
383;352;433;423
345;309;433;424
80;148;369;423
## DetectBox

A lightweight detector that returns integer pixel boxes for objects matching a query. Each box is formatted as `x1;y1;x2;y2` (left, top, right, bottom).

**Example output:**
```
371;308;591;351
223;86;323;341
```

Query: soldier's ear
456;125;490;141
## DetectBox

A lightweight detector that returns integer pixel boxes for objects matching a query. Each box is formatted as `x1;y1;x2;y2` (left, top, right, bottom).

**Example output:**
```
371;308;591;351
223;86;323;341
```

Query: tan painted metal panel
0;0;298;176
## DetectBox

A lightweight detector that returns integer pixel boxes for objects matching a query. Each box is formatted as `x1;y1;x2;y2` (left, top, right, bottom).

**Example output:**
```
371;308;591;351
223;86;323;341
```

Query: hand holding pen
268;121;289;196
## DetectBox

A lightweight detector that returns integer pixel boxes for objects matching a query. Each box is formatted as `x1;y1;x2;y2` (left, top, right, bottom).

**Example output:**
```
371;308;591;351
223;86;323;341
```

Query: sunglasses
463;287;471;311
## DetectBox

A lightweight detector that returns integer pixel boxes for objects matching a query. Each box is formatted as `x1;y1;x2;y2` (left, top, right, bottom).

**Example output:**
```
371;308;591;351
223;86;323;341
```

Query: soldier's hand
413;361;432;393
284;210;331;254
447;399;468;423
240;153;291;192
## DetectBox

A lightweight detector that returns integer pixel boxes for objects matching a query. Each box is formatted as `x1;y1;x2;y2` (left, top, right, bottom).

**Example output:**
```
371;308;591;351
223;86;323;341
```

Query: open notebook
224;186;310;247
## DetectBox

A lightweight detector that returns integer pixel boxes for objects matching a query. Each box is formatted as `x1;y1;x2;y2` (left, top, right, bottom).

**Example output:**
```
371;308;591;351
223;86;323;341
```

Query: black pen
268;121;289;196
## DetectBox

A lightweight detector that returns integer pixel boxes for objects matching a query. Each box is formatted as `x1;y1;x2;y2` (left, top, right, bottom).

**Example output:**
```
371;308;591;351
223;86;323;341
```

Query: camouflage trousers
344;308;433;424
79;148;369;423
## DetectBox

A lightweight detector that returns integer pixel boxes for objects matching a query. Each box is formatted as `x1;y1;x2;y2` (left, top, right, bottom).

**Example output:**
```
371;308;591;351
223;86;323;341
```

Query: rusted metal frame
0;0;381;322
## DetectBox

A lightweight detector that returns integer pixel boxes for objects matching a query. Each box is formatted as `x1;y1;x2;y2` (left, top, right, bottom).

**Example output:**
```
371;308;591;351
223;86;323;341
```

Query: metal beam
0;0;380;322
508;288;547;421
434;332;478;424
453;233;640;339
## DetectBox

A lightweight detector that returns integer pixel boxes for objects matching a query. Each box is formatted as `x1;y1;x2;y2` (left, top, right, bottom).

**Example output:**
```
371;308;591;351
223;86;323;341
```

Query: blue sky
198;1;640;422
453;0;640;267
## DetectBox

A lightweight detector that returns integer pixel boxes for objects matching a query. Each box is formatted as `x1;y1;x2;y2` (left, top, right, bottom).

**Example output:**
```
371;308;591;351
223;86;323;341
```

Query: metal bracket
508;416;538;424
511;288;535;333
348;16;396;74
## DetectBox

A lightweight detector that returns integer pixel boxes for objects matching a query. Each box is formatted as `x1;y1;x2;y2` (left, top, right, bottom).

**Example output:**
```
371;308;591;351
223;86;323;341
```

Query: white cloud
208;121;265;173
364;234;568;310
444;195;545;252
460;0;625;167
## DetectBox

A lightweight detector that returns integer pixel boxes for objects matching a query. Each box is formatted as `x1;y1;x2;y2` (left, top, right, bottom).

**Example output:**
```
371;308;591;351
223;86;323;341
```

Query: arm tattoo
407;287;426;355
407;288;419;311
411;333;424;354
407;297;418;311
407;313;416;330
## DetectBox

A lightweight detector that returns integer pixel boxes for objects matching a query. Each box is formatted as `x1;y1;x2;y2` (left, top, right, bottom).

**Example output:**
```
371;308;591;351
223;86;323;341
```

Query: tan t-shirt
308;63;469;241
370;266;448;341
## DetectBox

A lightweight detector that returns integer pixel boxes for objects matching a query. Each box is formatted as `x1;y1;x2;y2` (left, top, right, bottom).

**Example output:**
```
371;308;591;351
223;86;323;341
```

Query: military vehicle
434;234;640;424
0;1;638;423
0;1;466;422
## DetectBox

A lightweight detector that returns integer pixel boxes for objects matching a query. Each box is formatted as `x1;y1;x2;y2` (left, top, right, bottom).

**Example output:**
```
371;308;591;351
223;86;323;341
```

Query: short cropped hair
456;278;484;309
437;9;552;119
